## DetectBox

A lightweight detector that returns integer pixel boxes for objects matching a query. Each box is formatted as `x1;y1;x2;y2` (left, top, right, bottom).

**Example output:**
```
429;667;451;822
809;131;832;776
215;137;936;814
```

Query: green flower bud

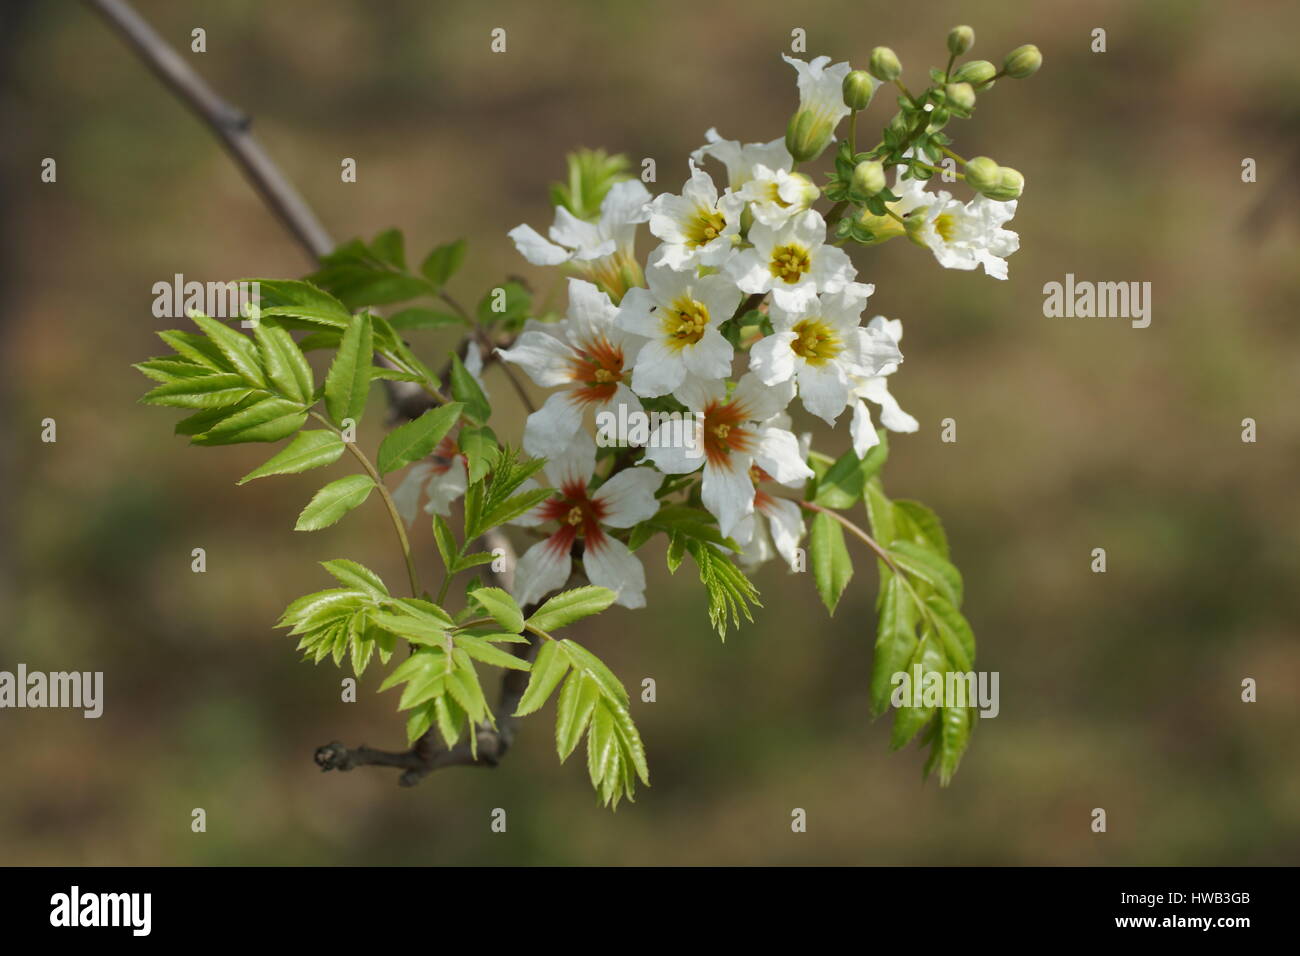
851;160;886;198
855;208;906;244
785;110;833;163
984;166;1024;201
887;111;911;138
947;25;975;56
963;156;1000;192
842;70;877;110
1003;44;1042;79
926;107;950;131
945;82;976;111
952;59;997;86
868;46;902;82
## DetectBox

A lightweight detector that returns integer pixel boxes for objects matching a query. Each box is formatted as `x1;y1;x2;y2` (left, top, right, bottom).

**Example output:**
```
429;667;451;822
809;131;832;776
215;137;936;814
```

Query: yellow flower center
592;368;614;384
933;212;956;243
768;243;811;284
566;506;585;526
712;423;731;440
687;206;728;247
662;297;710;349
789;318;841;366
766;182;791;208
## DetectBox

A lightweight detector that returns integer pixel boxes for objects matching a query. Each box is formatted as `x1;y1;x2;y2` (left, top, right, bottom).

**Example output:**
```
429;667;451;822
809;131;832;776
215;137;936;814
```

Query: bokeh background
2;0;1297;865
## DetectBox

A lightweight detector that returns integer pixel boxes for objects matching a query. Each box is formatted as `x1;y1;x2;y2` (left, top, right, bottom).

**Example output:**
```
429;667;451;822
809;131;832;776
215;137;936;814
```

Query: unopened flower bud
785;110;833;163
868;46;902;82
945;82;975;111
963;156;1001;192
952;59;996;86
984;166;1024;201
1003;44;1042;79
855;209;905;244
786;171;821;208
851;160;886;197
842;70;877;110
947;26;975;56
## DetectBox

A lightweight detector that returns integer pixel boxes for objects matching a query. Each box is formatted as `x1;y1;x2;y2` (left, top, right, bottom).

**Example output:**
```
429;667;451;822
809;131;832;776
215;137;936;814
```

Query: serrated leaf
324;312;373;427
555;671;599;761
458;425;498;484
197;397;306;444
526;586;617;632
157;330;233;371
514;640;570;716
253;321;313;403
190;313;265;387
458;637;530;671
889;539;963;608
320;558;389;598
238;430;345;484
295;474;375;531
471;587;524;633
251;279;353;329
871;575;918;716
140;373;255;409
375;402;463;475
809;511;854;614
893;499;950;559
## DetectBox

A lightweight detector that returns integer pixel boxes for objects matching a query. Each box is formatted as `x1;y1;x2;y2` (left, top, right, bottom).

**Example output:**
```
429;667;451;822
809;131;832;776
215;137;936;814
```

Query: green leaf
893;499;950;559
471;587;524;633
458;636;530;671
937;703;972;785
375;402;463;475
923;594;975;672
514;640;571;716
323;312;373;427
809;511;854;614
387;307;464;330
295;474;376;531
554;671;599;760
871;575;917;716
238;430;345;483
196;397;306;444
371;612;447;647
157;330;233;371
526;586;617;633
140;373;254;409
888;539;963;608
811;433;888;508
253;321;313;403
420;239;467;289
449;353;490;425
890;629;946;750
458;425;498;484
189;313;265;387
320;558;389;598
251;279;353;329
369;228;407;270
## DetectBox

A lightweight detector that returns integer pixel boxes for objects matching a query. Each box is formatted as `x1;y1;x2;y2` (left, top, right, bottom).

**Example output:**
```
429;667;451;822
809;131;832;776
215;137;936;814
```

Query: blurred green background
2;0;1298;865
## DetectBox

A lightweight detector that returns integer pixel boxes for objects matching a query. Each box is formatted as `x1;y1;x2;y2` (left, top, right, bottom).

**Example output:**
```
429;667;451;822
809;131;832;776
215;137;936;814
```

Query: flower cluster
492;46;1030;611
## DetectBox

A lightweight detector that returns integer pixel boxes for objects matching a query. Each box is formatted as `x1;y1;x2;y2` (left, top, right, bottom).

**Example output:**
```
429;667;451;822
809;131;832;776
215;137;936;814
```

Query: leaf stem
310;410;421;597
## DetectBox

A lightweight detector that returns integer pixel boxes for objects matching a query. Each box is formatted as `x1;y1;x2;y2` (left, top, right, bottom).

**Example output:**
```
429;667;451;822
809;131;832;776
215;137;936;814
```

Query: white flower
726;209;855;312
733;412;808;571
497;279;643;459
507;180;651;300
647;161;745;271
643;373;810;539
894;173;1020;279
850;316;919;456
616;262;740;399
511;432;663;609
691;128;794;191
739;164;821;227
391;433;469;523
751;284;902;425
783;54;853;137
